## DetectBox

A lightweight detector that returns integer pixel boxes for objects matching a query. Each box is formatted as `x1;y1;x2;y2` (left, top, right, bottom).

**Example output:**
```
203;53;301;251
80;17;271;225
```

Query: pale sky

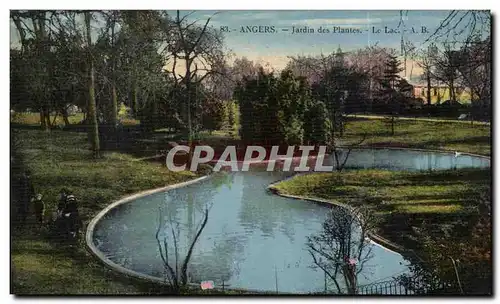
184;10;489;71
10;10;490;75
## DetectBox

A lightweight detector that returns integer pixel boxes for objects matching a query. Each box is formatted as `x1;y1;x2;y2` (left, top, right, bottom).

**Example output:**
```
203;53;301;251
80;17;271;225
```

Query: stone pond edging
86;146;489;293
85;174;291;294
85;175;210;290
266;182;409;257
266;146;491;262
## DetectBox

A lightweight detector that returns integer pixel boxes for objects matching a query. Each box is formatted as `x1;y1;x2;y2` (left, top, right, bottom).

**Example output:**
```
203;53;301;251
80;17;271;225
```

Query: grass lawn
342;117;490;156
11;112;86;126
11;128;197;294
271;168;491;254
11;112;490;156
10;112;139;127
10;112;491;294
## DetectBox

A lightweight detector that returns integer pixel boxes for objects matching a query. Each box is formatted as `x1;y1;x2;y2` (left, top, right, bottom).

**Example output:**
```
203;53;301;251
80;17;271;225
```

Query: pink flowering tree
306;204;377;294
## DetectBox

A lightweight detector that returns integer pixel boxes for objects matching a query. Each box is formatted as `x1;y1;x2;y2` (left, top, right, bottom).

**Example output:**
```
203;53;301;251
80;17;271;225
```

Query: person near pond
61;194;82;240
63;194;79;216
51;189;81;241
50;189;69;237
55;188;69;219
31;193;45;224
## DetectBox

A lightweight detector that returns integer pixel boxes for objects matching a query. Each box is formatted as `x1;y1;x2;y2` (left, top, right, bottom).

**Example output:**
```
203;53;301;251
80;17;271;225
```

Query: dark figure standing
52;191;81;242
57;188;69;217
31;193;45;224
63;194;79;215
63;194;82;241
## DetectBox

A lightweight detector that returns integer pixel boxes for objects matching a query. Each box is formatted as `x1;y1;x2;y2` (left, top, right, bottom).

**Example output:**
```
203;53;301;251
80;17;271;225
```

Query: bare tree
346;45;391;106
155;203;211;293
165;11;224;140
456;38;491;109
428;43;462;103
424;10;490;45
416;44;439;106
329;134;366;172
307;205;376;294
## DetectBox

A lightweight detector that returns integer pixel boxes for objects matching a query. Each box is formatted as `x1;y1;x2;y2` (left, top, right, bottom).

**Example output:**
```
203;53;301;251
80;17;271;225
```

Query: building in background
411;81;471;105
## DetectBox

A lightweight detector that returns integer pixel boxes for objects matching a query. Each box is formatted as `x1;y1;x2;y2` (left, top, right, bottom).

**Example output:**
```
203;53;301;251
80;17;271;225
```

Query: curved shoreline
86;147;489;293
85;175;210;290
344;145;490;160
265;145;491;261
266;182;417;260
85;174;289;294
133;146;491;164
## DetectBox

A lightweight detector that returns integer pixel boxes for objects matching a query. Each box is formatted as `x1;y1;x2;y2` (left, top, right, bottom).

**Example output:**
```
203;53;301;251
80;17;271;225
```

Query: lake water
91;149;489;293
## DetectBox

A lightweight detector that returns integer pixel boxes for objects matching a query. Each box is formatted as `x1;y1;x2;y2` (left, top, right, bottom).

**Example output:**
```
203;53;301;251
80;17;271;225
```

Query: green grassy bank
343;118;490;156
10;112;491;294
272;168;491;293
11;128;196;294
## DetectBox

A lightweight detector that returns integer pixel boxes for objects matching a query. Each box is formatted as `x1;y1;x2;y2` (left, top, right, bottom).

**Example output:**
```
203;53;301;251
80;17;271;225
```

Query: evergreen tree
304;100;331;145
378;54;404;135
234;68;279;145
202;97;226;134
234;68;310;146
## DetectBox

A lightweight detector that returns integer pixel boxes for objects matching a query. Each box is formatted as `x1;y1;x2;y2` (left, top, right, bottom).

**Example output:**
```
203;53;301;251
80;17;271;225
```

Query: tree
235;68;310;146
201;96;225;133
378;53;404;135
424;10;490;45
429;44;461;103
290;48;369;138
84;11;100;158
156;205;210;293
307;205;376;294
346;45;391;111
96;10;121;133
11;10;53;130
456;37;491;119
285;55;323;85
231;56;261;84
165;11;224;141
313;64;368;137
329;134;367;172
303;101;330;145
276;70;309;145
417;44;438;106
234;68;280;146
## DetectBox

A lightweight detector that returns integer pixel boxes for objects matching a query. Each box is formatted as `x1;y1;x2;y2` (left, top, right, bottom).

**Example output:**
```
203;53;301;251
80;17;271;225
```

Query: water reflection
92;149;489;293
332;148;489;171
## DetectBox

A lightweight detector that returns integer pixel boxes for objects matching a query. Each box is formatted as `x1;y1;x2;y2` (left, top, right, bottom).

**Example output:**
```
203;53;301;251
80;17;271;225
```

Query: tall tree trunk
426;70;432;106
40;109;48;130
62;107;70;126
44;107;51;129
152;89;158;131
85;12;100;158
110;15;118;131
12;15;26;51
112;86;118;125
132;68;138;116
450;79;456;102
184;56;194;165
31;12;51;132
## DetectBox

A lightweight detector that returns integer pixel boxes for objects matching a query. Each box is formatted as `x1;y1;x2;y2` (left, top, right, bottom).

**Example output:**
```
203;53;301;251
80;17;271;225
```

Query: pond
91;148;490;294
